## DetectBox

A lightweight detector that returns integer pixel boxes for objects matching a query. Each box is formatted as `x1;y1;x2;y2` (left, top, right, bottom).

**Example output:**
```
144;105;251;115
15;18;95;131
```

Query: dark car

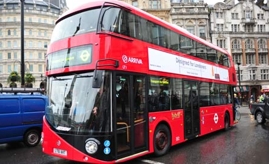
249;98;269;124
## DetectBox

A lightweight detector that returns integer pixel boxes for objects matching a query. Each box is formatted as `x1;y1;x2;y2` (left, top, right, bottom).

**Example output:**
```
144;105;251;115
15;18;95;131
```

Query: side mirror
92;70;104;88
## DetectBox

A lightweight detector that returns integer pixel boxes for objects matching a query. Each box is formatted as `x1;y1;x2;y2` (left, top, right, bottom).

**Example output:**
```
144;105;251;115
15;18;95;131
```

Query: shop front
234;86;249;104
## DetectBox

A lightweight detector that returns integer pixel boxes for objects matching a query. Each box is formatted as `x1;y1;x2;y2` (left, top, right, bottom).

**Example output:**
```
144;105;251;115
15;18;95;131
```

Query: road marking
141;159;165;164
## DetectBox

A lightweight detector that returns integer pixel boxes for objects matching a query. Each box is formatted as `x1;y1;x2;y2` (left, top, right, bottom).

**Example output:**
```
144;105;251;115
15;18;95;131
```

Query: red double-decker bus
42;0;238;163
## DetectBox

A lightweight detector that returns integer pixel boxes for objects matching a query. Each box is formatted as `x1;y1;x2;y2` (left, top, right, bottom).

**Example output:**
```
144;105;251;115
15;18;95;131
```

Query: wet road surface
0;111;268;164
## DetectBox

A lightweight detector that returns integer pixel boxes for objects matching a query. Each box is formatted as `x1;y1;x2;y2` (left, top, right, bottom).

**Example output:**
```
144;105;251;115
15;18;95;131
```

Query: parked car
249;98;269;124
0;88;48;147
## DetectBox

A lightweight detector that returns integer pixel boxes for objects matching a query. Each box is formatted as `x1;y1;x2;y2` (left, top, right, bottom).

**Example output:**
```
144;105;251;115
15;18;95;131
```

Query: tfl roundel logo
122;55;128;63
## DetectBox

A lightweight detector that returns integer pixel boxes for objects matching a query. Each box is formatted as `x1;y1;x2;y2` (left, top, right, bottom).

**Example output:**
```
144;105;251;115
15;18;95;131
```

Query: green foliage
25;72;35;83
7;71;21;83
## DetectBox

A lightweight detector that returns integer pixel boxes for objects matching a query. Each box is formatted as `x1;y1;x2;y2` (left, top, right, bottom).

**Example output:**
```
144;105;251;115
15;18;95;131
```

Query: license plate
53;148;67;156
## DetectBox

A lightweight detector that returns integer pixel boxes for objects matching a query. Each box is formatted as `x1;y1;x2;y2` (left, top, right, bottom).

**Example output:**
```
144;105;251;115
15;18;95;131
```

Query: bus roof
59;0;230;56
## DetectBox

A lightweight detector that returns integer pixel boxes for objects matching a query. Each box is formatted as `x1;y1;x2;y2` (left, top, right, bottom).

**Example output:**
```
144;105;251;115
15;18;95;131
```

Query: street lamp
237;62;242;105
20;0;25;87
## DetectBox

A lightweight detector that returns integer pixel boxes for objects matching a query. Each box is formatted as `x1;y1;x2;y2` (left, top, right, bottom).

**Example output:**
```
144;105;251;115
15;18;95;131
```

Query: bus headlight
85;140;98;154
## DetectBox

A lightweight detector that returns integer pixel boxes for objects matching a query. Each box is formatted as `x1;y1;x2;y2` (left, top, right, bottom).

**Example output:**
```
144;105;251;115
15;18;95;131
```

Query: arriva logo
122;55;143;64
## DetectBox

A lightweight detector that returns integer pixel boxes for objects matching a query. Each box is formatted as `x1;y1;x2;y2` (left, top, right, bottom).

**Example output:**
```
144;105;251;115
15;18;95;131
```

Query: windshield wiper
73;17;81;36
52;77;73;81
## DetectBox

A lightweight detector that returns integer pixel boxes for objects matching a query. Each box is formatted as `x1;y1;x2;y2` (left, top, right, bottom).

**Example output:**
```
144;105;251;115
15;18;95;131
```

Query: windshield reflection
46;72;111;134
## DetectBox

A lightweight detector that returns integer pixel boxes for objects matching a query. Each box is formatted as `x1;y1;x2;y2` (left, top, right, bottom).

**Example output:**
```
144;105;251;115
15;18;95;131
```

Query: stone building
170;0;211;42
210;0;269;102
0;0;67;88
120;0;171;23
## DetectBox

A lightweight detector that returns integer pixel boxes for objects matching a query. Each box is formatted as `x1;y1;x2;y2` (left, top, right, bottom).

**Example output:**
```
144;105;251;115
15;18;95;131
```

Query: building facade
120;0;171;23
0;0;67;88
170;0;211;42
210;0;269;102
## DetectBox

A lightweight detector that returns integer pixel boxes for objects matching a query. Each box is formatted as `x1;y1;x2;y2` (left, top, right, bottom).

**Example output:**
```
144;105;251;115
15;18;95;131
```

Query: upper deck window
50;8;100;43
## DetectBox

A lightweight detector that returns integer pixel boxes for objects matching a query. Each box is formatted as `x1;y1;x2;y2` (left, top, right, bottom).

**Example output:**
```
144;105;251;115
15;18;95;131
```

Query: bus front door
114;73;148;159
183;80;200;139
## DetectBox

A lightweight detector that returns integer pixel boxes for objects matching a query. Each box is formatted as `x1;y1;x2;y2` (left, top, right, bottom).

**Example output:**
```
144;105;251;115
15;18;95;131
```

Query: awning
234;86;249;92
261;89;269;93
261;85;269;92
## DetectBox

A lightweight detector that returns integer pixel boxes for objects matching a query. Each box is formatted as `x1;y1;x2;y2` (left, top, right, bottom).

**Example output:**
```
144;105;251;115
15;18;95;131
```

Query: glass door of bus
183;80;200;139
113;73;148;159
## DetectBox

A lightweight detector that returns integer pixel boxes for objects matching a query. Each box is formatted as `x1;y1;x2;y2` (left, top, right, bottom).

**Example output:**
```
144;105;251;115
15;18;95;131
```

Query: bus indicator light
104;140;110;147
104;147;111;155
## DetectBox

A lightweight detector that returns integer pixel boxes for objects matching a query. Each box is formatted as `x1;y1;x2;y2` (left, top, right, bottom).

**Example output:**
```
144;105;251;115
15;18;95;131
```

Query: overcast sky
66;0;228;10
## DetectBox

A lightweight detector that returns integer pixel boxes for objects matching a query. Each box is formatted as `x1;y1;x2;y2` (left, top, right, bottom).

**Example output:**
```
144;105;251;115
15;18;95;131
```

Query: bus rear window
51;8;100;42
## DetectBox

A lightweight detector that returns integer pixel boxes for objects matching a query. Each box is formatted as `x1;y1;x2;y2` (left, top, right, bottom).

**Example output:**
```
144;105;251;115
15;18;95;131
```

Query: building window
233;54;241;64
0;29;2;36
0;53;2;59
29;29;32;35
38;18;41;23
231;13;238;19
217;39;226;48
216;12;223;18
13;41;17;47
216;24;223;31
232;39;240;49
245;10;252;19
38;30;41;36
14;52;17;59
186;26;194;34
38;64;42;72
244;25;254;32
132;1;138;7
29;41;33;48
261;69;269;80
8;65;12;73
29;64;33;72
0;65;2;74
249;69;255;80
13;29;17;35
38;52;42;59
245;39;253;49
259;53;267;64
29;52;33;59
257;13;264;20
246;53;255;65
0;41;2;48
44;30;47;37
231;24;240;32
149;0;161;9
257;24;265;32
258;39;267;49
8;41;11;48
199;27;205;38
8;29;11;35
29;17;32;22
8;52;12;59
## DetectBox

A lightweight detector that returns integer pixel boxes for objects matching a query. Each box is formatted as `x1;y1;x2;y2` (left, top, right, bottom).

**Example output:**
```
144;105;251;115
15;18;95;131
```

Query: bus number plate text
53;148;67;156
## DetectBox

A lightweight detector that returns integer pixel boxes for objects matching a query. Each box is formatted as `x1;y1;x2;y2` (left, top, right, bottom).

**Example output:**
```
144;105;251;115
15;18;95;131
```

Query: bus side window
127;13;135;38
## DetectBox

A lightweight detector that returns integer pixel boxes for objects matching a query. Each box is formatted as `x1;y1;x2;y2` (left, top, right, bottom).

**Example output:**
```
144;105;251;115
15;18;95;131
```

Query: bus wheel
224;113;230;131
24;129;41;147
154;124;171;156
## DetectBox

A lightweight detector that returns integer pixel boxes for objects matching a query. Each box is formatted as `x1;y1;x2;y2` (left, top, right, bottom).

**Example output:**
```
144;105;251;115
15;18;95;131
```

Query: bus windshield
50;7;100;42
45;72;111;134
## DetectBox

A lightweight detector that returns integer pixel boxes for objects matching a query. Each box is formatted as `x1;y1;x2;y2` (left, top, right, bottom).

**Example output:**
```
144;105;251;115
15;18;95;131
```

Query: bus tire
154;124;171;156
256;111;265;124
24;129;41;147
224;113;230;131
